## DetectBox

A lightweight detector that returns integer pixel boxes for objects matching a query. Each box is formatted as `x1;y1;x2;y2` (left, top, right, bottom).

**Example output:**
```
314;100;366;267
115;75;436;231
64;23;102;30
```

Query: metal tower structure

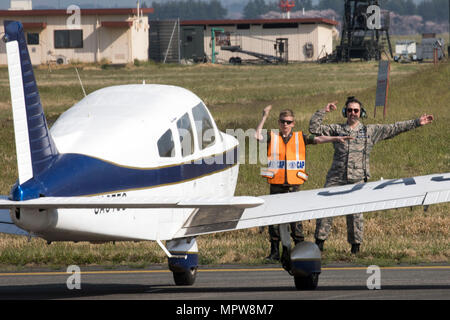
336;0;393;62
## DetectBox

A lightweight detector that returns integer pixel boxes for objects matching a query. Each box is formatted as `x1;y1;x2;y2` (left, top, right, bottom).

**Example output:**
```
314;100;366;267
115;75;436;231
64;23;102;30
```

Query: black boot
265;240;280;261
351;244;360;254
315;239;325;252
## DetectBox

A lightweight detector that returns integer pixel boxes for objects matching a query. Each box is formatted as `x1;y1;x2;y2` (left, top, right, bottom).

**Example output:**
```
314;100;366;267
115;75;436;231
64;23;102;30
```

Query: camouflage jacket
309;110;421;185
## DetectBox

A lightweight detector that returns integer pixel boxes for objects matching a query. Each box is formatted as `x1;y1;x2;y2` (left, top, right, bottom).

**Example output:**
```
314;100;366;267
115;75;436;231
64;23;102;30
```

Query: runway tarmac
0;265;449;301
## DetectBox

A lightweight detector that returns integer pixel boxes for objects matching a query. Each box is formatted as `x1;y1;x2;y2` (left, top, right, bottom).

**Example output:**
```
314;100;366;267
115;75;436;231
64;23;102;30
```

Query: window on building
237;24;250;30
192;103;215;150
157;129;175;158
262;23;298;29
54;30;83;49
177;113;195;157
27;33;39;45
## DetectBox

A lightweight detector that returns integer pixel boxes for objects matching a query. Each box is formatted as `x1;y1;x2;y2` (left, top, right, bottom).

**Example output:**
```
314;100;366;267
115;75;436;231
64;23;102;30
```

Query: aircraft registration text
94;192;127;214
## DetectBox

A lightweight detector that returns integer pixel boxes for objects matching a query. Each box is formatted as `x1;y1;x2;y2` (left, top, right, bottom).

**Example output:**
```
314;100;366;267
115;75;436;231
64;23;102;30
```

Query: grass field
0;58;449;269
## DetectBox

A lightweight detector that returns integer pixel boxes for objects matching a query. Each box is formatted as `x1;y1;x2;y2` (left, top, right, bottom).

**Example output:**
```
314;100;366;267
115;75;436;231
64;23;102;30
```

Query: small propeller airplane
0;21;449;290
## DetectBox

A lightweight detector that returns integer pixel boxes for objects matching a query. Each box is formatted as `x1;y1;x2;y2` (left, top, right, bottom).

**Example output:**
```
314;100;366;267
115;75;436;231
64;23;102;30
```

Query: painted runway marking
0;266;448;277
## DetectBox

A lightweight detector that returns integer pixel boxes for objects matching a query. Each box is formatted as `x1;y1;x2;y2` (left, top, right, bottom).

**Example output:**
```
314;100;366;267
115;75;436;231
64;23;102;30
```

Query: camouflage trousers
314;179;364;245
268;184;304;243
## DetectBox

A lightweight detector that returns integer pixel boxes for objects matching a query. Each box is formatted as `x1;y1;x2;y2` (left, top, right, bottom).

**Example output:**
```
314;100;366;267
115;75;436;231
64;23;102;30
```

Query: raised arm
255;105;272;141
370;114;434;144
309;102;341;136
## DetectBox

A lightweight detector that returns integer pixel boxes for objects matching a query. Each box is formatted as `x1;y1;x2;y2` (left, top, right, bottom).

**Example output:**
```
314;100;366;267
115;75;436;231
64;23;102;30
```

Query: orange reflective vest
262;131;308;185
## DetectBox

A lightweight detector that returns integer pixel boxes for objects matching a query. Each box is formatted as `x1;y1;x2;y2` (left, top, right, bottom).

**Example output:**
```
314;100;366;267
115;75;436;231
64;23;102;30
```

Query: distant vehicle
394;38;446;63
394;40;418;62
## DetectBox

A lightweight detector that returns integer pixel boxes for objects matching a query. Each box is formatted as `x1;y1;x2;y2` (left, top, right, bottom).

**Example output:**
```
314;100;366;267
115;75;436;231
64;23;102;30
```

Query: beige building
0;7;153;65
181;18;339;63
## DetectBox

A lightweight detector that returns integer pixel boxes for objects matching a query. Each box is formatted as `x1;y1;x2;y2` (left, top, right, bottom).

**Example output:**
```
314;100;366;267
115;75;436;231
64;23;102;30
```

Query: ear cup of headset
360;107;367;118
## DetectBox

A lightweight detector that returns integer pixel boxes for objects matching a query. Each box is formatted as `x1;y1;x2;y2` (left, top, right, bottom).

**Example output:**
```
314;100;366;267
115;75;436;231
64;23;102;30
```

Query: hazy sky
0;0;428;10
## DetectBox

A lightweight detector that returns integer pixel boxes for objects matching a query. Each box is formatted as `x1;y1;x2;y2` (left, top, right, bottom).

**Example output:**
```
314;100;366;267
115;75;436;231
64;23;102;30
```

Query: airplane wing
0;209;29;236
174;173;450;238
0;195;264;210
0;196;263;237
0;173;448;239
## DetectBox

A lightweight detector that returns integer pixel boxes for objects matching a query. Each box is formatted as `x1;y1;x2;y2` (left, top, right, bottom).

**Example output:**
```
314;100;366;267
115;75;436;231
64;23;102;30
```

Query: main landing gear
162;228;322;290
165;238;199;286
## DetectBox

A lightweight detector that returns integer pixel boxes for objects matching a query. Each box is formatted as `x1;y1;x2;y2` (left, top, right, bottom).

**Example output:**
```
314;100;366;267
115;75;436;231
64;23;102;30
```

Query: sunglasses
279;119;294;125
347;108;360;114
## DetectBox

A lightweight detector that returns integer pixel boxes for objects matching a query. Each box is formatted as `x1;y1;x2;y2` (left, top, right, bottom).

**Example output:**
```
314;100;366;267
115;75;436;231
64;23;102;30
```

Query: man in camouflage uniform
309;97;434;254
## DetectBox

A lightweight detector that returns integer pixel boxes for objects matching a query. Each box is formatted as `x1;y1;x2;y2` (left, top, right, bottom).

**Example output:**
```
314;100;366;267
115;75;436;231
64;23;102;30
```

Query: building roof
180;18;338;27
0;8;154;17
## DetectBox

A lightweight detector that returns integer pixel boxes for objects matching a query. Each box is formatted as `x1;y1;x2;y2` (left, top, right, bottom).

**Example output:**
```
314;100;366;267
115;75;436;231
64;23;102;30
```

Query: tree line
146;0;448;23
244;0;448;22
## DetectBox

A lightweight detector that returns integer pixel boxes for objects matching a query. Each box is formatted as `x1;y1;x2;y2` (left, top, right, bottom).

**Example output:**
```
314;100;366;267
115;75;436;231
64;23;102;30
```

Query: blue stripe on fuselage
11;147;238;201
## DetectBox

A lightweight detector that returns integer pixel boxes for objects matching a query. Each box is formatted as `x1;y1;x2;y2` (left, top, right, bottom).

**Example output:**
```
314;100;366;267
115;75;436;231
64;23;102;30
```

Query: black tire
173;267;198;286
294;273;319;290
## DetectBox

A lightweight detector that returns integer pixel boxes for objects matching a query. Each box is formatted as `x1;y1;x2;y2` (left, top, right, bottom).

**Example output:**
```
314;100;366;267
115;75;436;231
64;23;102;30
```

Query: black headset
342;96;367;118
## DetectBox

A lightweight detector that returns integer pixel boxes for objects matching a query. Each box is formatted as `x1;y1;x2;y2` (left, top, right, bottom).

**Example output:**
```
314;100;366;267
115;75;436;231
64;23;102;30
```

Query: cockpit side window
177;113;195;157
157;129;175;158
192;103;216;150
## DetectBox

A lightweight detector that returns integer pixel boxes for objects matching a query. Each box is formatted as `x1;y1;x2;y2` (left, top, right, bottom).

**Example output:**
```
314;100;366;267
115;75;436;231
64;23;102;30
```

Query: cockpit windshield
192;103;216;150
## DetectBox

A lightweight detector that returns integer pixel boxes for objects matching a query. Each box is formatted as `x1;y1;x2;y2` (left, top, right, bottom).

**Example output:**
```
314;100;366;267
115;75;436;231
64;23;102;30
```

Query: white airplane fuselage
11;84;239;242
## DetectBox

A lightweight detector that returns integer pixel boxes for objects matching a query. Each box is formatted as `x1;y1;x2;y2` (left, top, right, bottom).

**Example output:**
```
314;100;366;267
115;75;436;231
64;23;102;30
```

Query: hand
335;136;354;143
263;105;272;117
324;101;338;113
419;114;434;126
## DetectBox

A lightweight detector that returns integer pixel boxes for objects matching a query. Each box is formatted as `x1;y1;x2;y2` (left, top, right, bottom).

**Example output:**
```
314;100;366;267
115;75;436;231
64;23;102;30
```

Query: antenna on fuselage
74;66;87;97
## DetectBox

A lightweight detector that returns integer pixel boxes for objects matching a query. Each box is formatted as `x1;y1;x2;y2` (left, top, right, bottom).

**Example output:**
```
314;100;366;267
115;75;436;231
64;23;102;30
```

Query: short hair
279;109;295;119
